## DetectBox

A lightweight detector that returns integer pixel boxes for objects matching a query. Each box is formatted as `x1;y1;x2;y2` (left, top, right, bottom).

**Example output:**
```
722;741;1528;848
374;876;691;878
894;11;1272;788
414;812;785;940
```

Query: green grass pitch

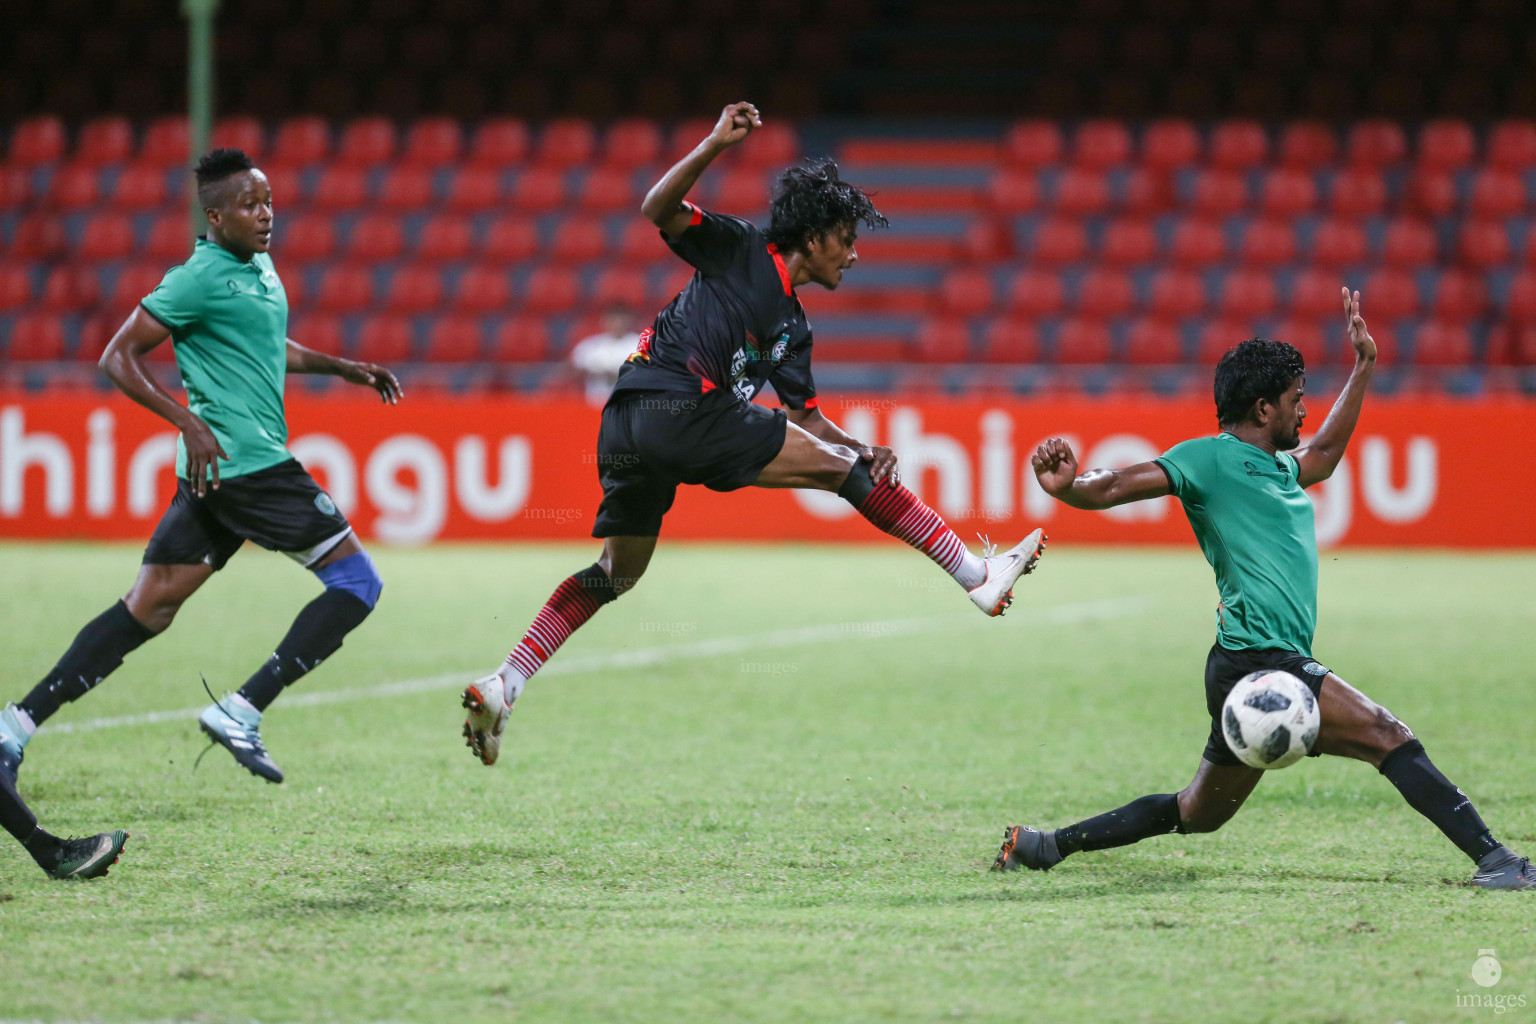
0;541;1531;1023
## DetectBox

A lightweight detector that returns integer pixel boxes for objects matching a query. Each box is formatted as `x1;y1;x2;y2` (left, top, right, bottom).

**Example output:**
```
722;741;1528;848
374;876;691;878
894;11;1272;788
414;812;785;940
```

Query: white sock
6;704;36;740
953;550;987;591
495;663;530;703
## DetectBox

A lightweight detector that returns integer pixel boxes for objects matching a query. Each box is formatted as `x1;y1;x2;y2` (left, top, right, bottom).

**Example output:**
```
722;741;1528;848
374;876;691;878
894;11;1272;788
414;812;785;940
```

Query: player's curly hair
194;147;256;209
765;158;888;254
1214;337;1306;428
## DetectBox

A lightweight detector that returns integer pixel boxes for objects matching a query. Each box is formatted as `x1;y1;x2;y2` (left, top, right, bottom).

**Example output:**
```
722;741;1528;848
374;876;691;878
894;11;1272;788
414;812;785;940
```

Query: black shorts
1202;643;1331;767
143;458;353;571
592;388;788;538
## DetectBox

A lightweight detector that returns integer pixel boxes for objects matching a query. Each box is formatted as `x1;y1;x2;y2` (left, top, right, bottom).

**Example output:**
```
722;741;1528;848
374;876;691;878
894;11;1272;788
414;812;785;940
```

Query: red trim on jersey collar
682;200;703;227
765;243;793;296
803;396;820;410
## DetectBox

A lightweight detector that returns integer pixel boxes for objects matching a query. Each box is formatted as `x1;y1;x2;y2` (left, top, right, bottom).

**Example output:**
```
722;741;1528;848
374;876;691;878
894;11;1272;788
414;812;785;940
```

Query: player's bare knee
1371;705;1414;752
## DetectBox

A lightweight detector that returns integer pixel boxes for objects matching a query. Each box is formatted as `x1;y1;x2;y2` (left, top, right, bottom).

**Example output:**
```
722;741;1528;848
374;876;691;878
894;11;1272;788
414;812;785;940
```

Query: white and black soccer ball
1222;670;1320;769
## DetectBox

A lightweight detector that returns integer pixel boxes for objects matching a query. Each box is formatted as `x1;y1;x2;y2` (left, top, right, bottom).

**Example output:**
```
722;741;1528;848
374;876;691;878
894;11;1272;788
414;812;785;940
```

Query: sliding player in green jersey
992;288;1531;890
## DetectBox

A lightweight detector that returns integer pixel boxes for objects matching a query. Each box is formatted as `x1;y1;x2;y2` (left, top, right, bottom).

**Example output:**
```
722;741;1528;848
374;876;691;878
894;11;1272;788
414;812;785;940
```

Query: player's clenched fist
707;102;763;150
1031;437;1080;496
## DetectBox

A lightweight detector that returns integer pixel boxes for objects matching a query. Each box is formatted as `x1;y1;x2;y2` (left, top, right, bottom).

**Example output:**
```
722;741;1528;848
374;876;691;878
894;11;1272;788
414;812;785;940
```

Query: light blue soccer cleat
198;692;284;784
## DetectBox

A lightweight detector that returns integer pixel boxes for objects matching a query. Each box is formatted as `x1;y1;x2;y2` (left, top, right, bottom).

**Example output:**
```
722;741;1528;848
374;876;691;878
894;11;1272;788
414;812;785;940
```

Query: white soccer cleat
461;673;518;766
968;528;1047;617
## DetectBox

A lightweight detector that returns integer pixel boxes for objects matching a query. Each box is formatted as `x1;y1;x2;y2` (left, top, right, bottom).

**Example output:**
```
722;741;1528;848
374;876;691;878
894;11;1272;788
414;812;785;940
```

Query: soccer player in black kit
462;103;1047;764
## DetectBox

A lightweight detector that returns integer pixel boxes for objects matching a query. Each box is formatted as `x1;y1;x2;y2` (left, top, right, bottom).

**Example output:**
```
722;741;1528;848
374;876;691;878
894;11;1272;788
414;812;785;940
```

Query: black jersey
611;202;819;410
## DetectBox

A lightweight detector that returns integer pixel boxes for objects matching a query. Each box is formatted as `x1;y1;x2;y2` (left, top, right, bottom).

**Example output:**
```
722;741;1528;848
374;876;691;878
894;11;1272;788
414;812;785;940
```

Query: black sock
1379;739;1501;863
0;766;38;844
19;601;156;726
1055;793;1183;855
237;589;373;711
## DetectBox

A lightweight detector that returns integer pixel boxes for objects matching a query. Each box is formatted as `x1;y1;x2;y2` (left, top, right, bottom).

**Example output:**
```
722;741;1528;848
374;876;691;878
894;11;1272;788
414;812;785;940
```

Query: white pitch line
38;594;1151;737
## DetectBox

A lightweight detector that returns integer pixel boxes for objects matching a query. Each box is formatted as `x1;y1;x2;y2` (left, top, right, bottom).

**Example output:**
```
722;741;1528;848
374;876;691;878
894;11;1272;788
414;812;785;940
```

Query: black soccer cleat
44;830;129;880
991;825;1064;872
1471;847;1535;891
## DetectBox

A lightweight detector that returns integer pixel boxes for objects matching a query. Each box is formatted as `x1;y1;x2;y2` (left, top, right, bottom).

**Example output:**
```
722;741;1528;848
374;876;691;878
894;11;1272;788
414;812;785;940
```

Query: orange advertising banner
0;392;1529;548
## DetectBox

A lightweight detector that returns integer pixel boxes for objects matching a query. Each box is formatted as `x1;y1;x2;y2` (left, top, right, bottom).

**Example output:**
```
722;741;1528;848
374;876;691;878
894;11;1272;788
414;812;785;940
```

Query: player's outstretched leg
198;545;382;784
0;762;127;880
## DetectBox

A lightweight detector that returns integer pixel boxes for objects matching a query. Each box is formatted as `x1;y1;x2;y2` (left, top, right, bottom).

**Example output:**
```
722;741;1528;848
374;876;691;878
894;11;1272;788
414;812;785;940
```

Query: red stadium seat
383;265;443;312
1148;269;1206;319
1467;169;1526;218
1117;168;1166;215
960;220;1009;261
450;265;513;311
469;118;530;167
1100;219;1157;266
1003;269;1066;316
1361;268;1420;319
1345;120;1407;166
281;218;336;262
1411;321;1474;366
110;266;164;310
712;168;771;214
913;320;969;363
40;266;98;312
289;315;344;356
980;319;1040;363
602;119;662;167
212;116;264;158
576;167;634;212
76;215;135;262
986;170;1041;213
417;216;473;262
46;164;98;209
336;117;396;166
510;167;565;211
445;167;503;210
617;217;665;264
522;266;580;313
1277;121;1338;168
481;217;539;262
76;116;134;166
376;166;434;211
534;118;596;166
1190;170;1247;217
1140;119;1201;170
1075;268;1135;318
1027;219;1087;265
1053;168;1111;214
0;167;29;209
1486;120;1536;171
1506;326;1536;365
263;166;304;207
1218;269;1278;318
8;116;66;166
1327;169;1388;218
1197;319;1254;364
1209;120;1269;169
0;264;33;310
1071;120;1132;167
146;214;193;261
401;117;462;167
425;316;484;362
1310;220;1367;268
591;266;648;308
936;269;994;316
490;317;551;362
733;123;799;169
345;219;405;262
1003;120;1064;167
1270;318;1328;366
1403;169;1457;217
665;119;717;164
140;117;190;167
113;163;168;209
315;265;374;311
1431;269;1487;320
1169;219;1225;266
1236;220;1296;267
272;116;331;165
1124;319;1183;364
550;218;608;264
1416;119;1475;171
1288;269;1344;317
1506;270;1536;319
355;315;414;363
7;315;67;361
312;167;368;209
1054;319;1113;364
13;215;67;259
1380;218;1438;267
1257;168;1317;217
74;316;112;362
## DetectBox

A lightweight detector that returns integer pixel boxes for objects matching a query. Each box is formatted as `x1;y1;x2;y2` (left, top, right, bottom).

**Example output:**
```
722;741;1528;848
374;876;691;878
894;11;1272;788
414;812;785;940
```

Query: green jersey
1154;433;1318;657
139;238;290;480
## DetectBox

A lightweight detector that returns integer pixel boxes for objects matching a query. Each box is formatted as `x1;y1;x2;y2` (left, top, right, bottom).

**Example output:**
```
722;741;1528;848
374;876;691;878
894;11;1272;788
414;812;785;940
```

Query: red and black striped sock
840;462;984;589
501;564;617;684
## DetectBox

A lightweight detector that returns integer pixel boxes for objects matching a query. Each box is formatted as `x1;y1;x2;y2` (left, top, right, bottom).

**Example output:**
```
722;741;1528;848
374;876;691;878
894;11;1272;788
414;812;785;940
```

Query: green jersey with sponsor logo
1154;432;1318;657
139;238;290;480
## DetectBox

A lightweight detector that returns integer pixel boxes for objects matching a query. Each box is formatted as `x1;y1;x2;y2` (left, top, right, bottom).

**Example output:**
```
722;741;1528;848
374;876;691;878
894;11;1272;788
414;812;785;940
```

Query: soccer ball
1221;670;1320;769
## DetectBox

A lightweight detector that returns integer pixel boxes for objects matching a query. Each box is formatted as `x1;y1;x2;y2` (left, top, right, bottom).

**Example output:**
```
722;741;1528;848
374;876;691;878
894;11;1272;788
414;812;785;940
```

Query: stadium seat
1361;268;1420;319
521;266;580;313
1075;268;1135;318
450;265;513;311
1196;319;1254;364
1004;269;1066;316
1411;321;1474;366
1117;167;1166;215
510;167;565;211
377;166;434;210
591;266;648;309
271;116;331;165
345;219;405;261
425;316;484;362
1257;168;1317;217
140;116;190;166
1148;269;1206;318
467;118;530;167
1380;218;1438;267
355;315;414;363
1310;220;1368;268
1168;218;1225;266
603;119;663;167
1053;168;1111;214
46;164;98;208
289;315;344;356
1003;120;1064;167
1123;318;1183;364
912;319;969;363
1054;318;1113;364
1236;220;1297;267
8;116;66;166
1486;120;1536;170
312;167;369;209
0;167;29;209
110;266;164;311
315;265;374;311
732;122;799;169
0;264;33;310
480;217;539;262
1270;318;1328;366
1454;220;1508;268
986;170;1041;213
416;215;473;262
576;166;635;212
1467;169;1526;218
712;168;771;214
212;116;264;158
616;217;666;264
1402;168;1456;218
1071;120;1132;167
1209;120;1269;169
1288;269;1345;317
1139;119;1201;170
281;217;336;261
40;266;98;312
113;163;168;209
490;317;550;362
1190;170;1247;217
383;265;443;312
979;319;1040;363
401;117;462;167
1327;169;1388;218
336;116;396;166
1099;219;1157;266
535;118;597;166
665;119;717;164
1345;120;1407;166
13;215;67;259
936;268;994;316
1431;269;1486;320
263;166;304;206
1277;121;1338;168
145;214;193;261
76;116;134;165
1027;219;1088;265
960;220;1009;261
73;315;113;363
1415;119;1475;171
550;218;608;264
76;215;135;262
7;315;67;361
445;167;503;210
1505;269;1536;319
1217;269;1279;318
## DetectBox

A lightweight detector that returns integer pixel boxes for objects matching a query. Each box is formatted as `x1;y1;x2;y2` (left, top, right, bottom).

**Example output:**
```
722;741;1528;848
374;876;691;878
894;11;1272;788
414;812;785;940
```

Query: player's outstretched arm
1295;287;1378;488
100;306;228;495
640;102;762;238
787;406;899;484
286;338;403;404
1032;437;1171;510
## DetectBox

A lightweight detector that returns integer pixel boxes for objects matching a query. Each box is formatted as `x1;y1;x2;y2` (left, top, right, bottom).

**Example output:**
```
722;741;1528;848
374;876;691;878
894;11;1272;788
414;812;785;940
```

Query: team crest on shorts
315;492;337;516
1301;661;1327;676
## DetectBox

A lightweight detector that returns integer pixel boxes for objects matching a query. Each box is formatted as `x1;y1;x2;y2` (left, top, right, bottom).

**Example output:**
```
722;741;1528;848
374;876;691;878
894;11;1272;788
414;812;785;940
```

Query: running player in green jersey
0;149;401;795
991;288;1531;890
